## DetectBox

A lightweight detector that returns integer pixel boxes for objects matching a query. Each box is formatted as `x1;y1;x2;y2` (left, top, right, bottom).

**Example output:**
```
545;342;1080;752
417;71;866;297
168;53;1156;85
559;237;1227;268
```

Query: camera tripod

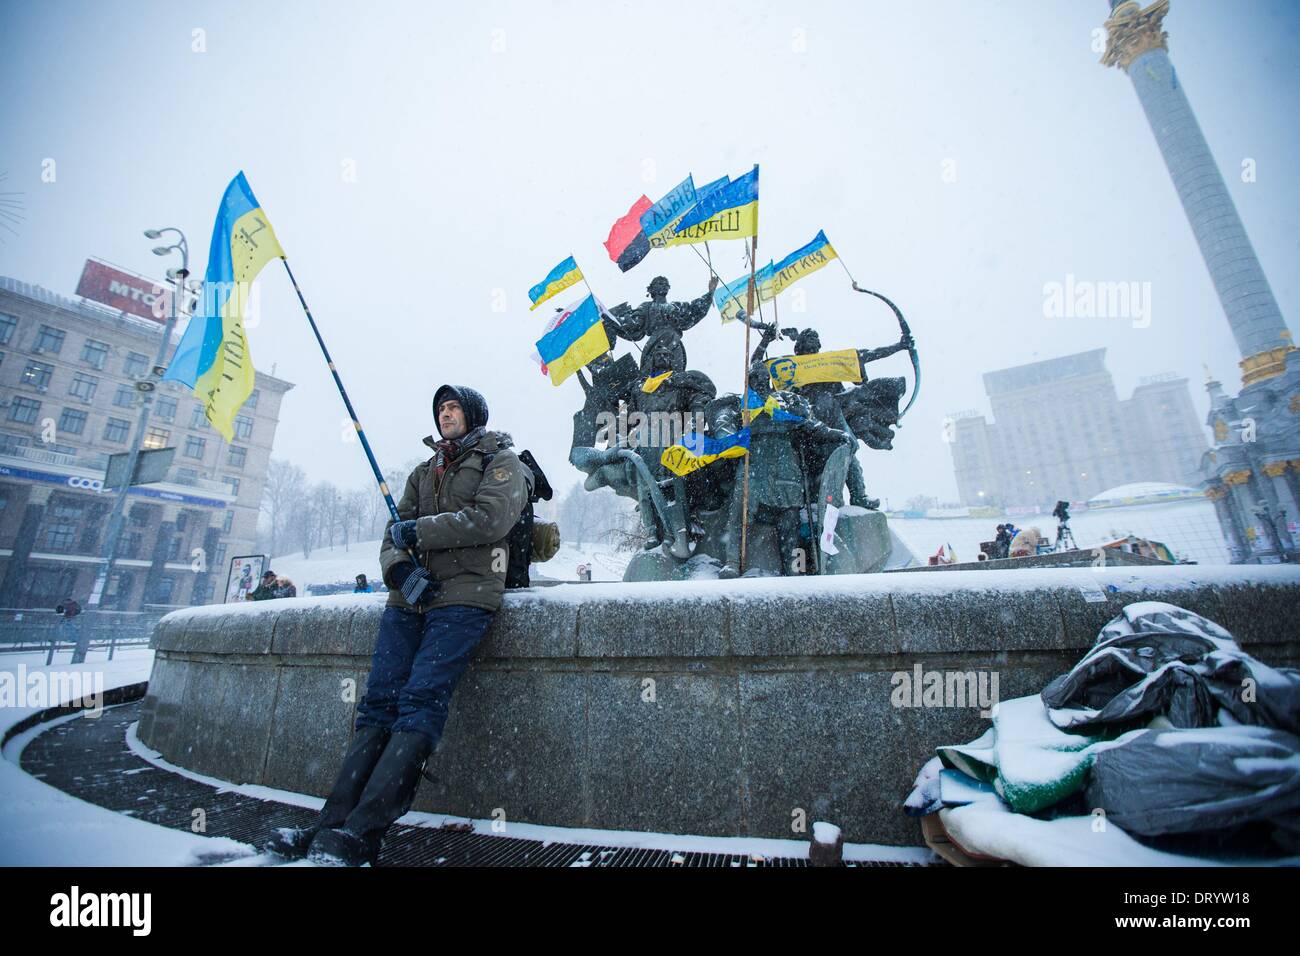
1054;519;1078;552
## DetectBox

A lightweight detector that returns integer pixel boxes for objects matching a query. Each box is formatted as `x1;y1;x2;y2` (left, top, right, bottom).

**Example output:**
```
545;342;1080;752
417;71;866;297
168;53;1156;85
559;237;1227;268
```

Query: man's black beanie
432;384;489;436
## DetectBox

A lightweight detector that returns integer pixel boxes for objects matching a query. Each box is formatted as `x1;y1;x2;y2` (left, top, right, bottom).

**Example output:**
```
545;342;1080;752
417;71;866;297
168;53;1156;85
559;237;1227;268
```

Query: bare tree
557;483;634;548
556;483;592;545
262;460;307;558
366;486;390;541
602;505;647;553
342;487;370;550
287;497;317;559
310;482;342;551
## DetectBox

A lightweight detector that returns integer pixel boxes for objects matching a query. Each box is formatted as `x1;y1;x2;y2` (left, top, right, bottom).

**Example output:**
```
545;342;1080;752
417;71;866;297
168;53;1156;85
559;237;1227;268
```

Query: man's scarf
434;426;485;480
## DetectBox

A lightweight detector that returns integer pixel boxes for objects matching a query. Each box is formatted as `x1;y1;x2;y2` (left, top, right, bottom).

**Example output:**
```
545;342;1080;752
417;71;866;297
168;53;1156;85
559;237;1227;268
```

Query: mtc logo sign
75;259;170;324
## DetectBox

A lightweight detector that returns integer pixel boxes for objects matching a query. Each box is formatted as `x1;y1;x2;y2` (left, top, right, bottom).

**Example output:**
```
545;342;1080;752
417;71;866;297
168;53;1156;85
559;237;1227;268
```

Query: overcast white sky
2;0;1297;507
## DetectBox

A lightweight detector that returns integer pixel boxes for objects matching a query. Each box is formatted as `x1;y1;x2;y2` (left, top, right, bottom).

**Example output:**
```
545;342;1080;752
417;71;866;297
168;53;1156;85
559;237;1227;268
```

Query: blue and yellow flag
769;230;838;297
745;389;805;422
713;230;838;322
529;256;584;311
654;175;730;248
714;261;774;323
661;427;750;477
534;294;610;386
672;165;758;241
163;172;283;441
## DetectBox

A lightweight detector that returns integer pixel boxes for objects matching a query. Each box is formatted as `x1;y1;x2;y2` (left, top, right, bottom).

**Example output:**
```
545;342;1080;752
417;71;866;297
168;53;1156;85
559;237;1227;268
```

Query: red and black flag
603;195;652;272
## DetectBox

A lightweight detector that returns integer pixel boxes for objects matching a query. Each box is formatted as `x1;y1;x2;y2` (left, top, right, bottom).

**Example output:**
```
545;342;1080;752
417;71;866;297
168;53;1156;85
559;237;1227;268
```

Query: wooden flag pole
689;244;771;333
739;233;758;573
576;257;598;302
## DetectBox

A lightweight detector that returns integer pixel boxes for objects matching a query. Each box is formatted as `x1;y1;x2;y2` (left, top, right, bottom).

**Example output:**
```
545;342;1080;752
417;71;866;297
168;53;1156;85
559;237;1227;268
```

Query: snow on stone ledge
160;563;1300;624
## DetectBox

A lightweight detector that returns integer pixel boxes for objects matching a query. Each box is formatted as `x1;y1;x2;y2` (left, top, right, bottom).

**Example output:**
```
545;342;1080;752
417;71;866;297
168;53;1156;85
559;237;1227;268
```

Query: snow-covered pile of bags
905;602;1300;865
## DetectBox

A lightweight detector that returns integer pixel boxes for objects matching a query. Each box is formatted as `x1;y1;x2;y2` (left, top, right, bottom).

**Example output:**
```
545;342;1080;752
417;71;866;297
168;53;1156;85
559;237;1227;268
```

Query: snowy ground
0;648;255;866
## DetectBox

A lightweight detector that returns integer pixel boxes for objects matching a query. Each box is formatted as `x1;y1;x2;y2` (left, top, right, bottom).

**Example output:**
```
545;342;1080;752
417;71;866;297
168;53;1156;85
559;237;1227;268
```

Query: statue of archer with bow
747;282;918;509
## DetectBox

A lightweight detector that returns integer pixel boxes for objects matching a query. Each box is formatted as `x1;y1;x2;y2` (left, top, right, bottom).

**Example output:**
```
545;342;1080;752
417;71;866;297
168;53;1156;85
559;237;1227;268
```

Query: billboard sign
75;259;171;323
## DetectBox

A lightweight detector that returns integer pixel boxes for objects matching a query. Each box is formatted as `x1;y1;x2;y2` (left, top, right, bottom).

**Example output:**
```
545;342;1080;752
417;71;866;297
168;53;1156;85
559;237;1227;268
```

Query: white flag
821;501;841;556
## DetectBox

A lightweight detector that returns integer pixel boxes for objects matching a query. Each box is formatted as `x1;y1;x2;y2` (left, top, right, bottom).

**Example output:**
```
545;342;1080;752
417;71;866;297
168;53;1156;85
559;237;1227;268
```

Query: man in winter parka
269;384;530;866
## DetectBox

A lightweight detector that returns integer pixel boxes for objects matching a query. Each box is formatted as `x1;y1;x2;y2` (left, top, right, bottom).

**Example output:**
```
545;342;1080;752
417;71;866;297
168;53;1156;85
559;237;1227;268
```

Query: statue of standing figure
608;275;719;365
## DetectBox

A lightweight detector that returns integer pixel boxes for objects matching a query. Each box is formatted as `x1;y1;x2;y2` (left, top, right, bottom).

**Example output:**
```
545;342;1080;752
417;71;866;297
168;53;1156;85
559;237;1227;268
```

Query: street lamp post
77;228;189;662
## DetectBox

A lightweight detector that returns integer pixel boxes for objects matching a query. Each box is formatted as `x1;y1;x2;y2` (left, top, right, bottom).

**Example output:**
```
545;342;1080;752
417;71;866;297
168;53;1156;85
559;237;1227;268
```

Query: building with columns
1101;0;1298;562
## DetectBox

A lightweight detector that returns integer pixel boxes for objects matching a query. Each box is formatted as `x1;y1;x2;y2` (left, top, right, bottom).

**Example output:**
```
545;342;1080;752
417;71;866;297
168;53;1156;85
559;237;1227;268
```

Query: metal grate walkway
17;699;937;867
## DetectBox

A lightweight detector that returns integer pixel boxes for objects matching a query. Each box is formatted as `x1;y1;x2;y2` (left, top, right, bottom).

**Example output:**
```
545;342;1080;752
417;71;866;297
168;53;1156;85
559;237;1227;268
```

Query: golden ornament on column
1101;0;1170;71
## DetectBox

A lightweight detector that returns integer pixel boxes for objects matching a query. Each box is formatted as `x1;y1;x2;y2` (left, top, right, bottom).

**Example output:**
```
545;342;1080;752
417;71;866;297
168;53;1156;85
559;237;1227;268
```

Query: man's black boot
308;731;433;867
264;724;390;859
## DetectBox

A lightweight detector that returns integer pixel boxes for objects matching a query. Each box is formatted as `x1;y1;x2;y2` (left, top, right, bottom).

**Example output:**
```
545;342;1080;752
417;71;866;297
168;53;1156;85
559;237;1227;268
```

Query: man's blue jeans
355;604;493;746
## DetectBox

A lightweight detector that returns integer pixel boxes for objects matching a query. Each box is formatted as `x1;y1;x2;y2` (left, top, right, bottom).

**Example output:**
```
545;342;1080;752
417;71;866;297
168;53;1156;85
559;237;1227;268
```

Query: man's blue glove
390;519;419;550
390;563;436;606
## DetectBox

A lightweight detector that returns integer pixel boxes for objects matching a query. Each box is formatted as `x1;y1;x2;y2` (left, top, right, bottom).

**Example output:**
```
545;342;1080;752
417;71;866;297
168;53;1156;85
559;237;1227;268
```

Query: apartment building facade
0;272;293;610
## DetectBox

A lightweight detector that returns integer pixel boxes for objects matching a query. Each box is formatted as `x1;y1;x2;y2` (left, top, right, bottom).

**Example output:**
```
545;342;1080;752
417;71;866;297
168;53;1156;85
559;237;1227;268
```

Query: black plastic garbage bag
1042;602;1300;735
1085;726;1300;841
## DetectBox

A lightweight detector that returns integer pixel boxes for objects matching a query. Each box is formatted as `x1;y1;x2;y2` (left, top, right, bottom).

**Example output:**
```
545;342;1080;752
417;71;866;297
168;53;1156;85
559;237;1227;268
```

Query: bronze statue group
569;274;913;578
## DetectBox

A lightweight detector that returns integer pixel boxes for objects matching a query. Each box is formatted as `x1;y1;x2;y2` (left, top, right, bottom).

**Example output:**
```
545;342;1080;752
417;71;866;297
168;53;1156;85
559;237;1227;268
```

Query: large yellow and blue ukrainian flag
534;294;610;386
655;175;730;248
163;172;282;441
528;256;584;311
672;165;758;241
